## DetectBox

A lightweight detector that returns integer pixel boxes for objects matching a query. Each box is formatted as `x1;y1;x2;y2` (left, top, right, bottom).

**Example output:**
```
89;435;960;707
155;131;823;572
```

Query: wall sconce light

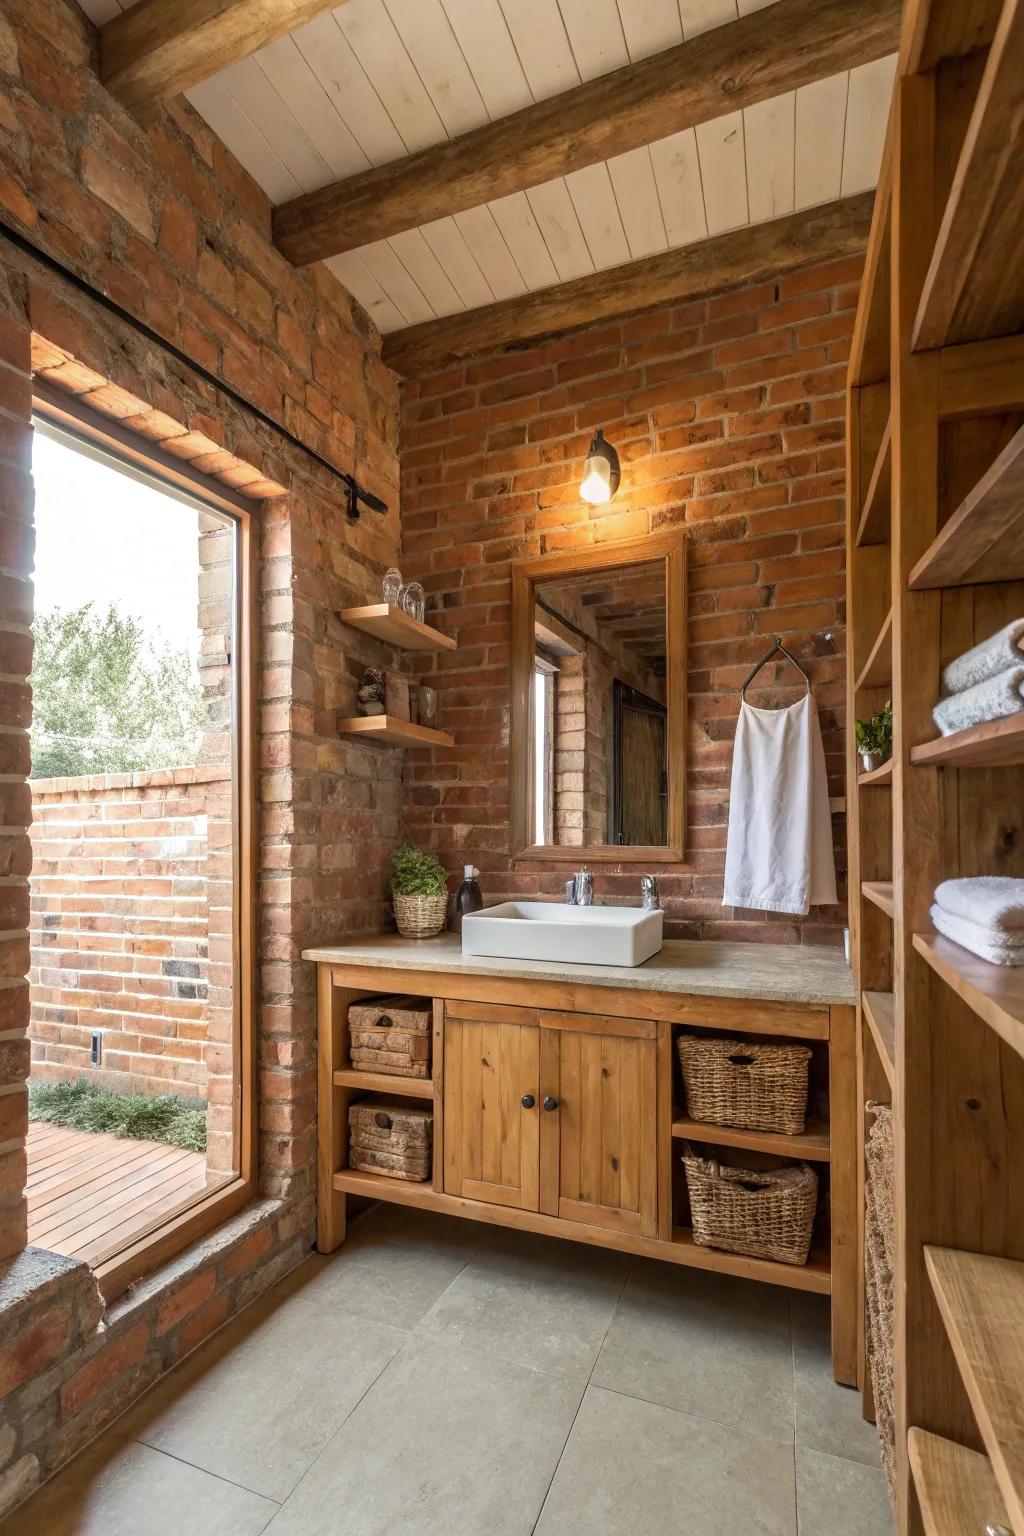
579;428;620;505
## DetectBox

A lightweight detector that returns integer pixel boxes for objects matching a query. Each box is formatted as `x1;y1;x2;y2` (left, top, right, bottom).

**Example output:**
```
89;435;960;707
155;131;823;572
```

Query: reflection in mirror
532;560;667;848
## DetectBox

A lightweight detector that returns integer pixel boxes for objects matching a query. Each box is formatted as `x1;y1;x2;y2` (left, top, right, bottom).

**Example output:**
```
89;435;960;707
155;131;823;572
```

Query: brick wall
400;256;861;947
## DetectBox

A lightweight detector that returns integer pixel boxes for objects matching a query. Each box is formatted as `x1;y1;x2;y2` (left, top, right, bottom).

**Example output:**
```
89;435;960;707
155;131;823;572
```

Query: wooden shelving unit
670;1112;831;1163
854;608;892;691
862;990;895;1089
858;758;894;786
908;421;1024;588
908;1428;1012;1536
910;714;1024;768
338;715;454;749
333;1069;434;1098
337;602;456;652
863;881;894;918
855;415;892;546
913;933;1024;1061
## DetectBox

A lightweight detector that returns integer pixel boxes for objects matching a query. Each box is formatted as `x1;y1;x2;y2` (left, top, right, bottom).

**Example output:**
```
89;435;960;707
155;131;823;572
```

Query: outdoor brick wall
400;255;860;948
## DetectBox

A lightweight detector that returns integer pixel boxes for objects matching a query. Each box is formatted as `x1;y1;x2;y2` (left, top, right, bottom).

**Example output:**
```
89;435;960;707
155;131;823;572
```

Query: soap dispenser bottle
452;865;483;933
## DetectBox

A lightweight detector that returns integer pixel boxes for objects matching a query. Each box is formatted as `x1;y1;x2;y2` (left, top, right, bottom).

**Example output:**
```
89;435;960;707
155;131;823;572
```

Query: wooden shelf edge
337;602;457;652
862;881;894;919
855;415;892;547
671;1113;830;1162
858;759;894;786
911;714;1024;769
909;1427;1012;1536
829;796;847;814
913;931;1024;1061
908;421;1024;590
861;990;896;1090
333;1069;435;1098
338;715;454;749
854;608;893;692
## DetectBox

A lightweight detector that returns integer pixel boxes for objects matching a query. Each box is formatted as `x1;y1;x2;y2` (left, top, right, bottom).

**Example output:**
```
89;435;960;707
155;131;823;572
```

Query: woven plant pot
392;890;448;939
677;1034;812;1136
681;1144;818;1266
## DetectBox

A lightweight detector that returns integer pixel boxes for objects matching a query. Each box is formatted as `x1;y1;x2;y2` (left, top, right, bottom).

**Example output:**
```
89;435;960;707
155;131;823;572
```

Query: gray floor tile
264;1334;584;1536
123;1287;406;1502
592;1259;795;1439
796;1447;894;1535
1;1438;276;1536
535;1385;797;1536
792;1294;883;1467
415;1227;631;1382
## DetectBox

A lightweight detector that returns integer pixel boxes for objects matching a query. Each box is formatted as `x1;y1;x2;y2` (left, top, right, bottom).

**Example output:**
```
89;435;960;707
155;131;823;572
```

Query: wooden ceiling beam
382;192;875;377
100;0;342;118
273;0;900;267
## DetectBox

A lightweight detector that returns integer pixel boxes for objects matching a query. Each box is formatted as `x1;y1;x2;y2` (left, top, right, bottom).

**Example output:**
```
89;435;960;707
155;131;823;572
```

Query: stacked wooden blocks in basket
347;994;433;1182
349;994;431;1078
677;1035;818;1266
349;1100;433;1181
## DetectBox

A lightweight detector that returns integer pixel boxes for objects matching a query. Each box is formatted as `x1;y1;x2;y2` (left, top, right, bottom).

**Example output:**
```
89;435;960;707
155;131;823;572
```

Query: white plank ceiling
77;0;895;335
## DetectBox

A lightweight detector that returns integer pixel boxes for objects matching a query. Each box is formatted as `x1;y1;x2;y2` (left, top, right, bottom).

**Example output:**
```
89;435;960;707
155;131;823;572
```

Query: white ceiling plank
292;13;408;167
841;53;897;195
334;0;447;154
488;191;561;289
360;239;436;324
564;162;631;269
453;207;528;300
650;126;707;247
440;0;534;118
616;0;682;60
383;0;491;137
253;37;371;182
77;0;126;21
557;0;629;82
326;251;408;333
185;78;303;205
677;0;738;40
696;110;749;233
607;146;668;259
498;0;580;103
388;228;466;316
795;70;849;210
744;89;795;223
217;58;334;194
420;217;495;309
526;177;595;281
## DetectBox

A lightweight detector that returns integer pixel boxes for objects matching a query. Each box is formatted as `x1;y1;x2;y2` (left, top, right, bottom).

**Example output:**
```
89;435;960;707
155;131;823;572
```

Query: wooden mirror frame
510;530;686;864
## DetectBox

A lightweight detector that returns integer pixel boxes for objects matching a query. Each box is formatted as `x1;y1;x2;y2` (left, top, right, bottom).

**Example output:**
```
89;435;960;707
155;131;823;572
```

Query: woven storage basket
348;994;431;1079
681;1144;818;1266
349;1099;432;1182
392;890;447;940
677;1035;812;1136
864;1102;896;1504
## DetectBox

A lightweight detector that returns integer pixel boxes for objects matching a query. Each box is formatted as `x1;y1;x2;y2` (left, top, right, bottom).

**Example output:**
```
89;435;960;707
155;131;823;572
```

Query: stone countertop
301;933;856;1007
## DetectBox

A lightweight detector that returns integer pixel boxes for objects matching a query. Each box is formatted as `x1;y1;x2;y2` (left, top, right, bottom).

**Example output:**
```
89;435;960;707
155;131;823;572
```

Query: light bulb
580;460;612;503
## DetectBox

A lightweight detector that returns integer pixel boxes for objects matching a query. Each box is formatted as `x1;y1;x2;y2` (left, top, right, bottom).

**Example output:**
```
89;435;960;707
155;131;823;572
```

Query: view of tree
30;603;206;779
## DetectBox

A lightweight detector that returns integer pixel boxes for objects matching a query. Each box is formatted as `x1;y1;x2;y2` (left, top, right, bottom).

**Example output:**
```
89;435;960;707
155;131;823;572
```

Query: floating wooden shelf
862;990;896;1089
911;714;1024;769
925;1246;1024;1532
337;602;456;652
913;932;1024;1062
909;422;1024;589
858;758;893;786
671;1112;830;1162
855;415;891;546
333;1069;434;1099
854;608;892;692
909;1427;1012;1536
338;715;454;748
863;881;894;918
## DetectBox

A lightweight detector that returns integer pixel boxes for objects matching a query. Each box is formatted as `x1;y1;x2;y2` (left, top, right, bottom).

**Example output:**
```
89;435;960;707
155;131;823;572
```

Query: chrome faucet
565;870;593;905
640;874;660;910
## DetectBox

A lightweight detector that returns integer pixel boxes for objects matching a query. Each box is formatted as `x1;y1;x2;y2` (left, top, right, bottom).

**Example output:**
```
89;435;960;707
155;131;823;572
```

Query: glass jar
400;581;426;623
382;567;403;604
417;684;437;727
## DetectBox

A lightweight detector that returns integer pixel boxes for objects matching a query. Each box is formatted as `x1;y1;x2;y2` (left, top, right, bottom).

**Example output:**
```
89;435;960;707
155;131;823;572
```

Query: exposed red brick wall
400;257;860;947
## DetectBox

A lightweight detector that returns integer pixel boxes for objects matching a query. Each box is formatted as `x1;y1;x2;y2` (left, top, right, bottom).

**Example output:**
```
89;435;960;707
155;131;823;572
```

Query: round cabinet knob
521;1094;535;1109
543;1096;559;1111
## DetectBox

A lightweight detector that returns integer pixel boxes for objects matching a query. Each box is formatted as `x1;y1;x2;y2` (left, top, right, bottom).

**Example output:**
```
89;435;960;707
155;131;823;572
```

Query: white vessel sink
461;902;664;968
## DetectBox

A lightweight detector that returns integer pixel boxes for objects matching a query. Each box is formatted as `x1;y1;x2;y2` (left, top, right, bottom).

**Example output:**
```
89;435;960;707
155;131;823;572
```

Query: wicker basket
865;1102;896;1503
677;1035;812;1136
392;890;448;939
681;1144;818;1266
349;1099;433;1182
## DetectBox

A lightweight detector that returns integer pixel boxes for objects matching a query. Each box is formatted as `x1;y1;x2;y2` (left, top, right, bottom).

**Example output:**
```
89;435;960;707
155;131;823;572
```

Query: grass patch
29;1079;207;1153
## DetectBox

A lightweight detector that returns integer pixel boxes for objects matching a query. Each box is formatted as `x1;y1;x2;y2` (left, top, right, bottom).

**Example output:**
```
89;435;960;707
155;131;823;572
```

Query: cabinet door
443;1001;540;1211
546;1015;658;1239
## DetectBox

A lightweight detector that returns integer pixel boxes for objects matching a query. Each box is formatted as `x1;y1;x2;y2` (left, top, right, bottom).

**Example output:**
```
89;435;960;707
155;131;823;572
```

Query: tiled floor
3;1205;893;1535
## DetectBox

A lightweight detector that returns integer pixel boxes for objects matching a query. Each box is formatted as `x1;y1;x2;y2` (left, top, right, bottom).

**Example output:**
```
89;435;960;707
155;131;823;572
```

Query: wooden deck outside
26;1121;208;1267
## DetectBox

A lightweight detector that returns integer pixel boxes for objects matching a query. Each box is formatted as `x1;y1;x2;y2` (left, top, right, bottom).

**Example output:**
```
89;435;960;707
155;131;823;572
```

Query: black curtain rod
0;218;387;516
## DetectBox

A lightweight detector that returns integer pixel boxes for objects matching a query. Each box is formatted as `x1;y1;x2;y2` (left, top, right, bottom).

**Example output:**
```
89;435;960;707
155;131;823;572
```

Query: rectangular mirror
510;532;685;862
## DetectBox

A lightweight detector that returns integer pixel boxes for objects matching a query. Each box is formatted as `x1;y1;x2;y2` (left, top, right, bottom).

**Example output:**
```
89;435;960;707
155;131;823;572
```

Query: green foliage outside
29;1078;207;1152
390;842;448;897
30;603;205;779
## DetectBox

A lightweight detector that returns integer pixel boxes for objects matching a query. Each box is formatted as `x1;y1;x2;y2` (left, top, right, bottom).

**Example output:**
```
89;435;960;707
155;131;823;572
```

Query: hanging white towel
723;694;837;916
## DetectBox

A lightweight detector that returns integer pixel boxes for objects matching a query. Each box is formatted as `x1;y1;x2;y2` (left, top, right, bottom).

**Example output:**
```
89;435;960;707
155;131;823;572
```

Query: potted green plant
390;842;449;939
855;700;893;773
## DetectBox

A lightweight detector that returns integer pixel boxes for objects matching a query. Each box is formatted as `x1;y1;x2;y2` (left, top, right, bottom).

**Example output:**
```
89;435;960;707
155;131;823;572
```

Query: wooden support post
829;1003;859;1387
316;965;346;1254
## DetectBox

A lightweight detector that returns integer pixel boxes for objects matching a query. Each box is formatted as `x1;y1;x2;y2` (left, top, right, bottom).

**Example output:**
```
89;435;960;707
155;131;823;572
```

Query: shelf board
925;1245;1024;1532
862;990;896;1089
854;608;892;692
911;714;1024;769
909;422;1024;589
855;415;891;546
858;758;893;787
333;1069;434;1099
671;1112;830;1162
828;796;846;814
338;715;454;748
863;881;894;919
909;1427;1012;1536
913;931;1024;1061
669;1226;831;1290
337;602;456;652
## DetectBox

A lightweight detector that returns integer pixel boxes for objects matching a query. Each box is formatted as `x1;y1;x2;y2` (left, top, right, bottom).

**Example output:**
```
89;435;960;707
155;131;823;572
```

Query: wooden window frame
31;384;258;1301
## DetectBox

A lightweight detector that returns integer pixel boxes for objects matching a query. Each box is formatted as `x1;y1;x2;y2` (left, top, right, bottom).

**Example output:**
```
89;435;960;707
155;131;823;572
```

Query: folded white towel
934;875;1024;933
932;666;1024;736
931;905;1024;967
942;618;1024;694
929;904;1022;953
